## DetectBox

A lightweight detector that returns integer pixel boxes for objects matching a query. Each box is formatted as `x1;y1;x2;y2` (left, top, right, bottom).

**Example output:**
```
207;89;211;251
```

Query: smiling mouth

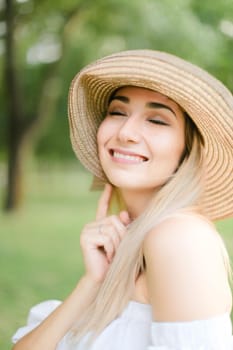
110;149;148;162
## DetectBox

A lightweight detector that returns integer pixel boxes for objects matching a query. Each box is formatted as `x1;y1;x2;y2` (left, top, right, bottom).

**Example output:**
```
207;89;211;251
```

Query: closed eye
149;119;169;126
109;111;127;116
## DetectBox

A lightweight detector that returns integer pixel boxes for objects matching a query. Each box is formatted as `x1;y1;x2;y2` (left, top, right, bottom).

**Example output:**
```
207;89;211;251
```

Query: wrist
80;274;103;289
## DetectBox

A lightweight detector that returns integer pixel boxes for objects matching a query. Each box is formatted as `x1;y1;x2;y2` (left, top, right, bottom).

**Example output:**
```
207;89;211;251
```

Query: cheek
97;120;108;148
97;119;115;157
96;125;106;170
172;137;186;162
152;130;185;161
176;128;186;158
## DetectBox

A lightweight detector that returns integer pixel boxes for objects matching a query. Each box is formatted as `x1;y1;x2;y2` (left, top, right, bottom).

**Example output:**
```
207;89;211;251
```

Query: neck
119;188;156;219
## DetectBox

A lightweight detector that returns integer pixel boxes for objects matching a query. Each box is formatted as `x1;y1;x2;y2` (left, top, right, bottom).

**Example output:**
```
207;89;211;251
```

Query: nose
117;115;142;144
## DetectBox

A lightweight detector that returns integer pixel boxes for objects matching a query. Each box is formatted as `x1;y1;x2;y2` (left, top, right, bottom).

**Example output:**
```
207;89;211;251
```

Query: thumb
119;211;131;226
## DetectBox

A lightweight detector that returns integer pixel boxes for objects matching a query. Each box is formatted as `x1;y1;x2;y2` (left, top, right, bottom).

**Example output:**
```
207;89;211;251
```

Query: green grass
0;163;232;349
0;164;100;349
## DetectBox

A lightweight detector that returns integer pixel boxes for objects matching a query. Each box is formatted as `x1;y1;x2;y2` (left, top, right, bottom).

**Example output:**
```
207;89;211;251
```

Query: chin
107;177;155;192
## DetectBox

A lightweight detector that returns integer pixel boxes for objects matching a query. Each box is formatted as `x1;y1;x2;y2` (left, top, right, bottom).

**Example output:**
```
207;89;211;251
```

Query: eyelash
148;119;168;126
108;111;126;116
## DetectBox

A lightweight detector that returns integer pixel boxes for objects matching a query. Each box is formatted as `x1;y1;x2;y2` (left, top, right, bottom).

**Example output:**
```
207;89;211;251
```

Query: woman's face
97;86;186;195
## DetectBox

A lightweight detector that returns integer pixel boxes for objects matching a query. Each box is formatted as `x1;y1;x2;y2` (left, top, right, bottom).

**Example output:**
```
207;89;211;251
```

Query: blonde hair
70;116;232;345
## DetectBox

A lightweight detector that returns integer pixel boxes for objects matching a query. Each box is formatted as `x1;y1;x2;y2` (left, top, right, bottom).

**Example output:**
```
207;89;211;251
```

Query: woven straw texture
68;50;233;221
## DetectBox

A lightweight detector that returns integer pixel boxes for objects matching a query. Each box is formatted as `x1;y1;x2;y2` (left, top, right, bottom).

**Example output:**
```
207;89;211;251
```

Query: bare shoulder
143;212;232;321
144;212;221;252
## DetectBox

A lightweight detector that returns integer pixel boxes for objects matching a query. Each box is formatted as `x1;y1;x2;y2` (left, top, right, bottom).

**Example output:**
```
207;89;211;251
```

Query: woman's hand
80;184;131;283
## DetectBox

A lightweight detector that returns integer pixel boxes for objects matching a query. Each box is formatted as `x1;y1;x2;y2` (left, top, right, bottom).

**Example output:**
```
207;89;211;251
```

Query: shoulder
143;211;220;258
143;212;231;321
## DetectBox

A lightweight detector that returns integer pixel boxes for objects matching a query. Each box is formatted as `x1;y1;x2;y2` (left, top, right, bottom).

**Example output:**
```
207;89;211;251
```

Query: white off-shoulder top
12;299;233;349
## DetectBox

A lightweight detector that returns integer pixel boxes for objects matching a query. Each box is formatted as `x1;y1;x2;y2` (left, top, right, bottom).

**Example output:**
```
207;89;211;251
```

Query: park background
0;0;233;348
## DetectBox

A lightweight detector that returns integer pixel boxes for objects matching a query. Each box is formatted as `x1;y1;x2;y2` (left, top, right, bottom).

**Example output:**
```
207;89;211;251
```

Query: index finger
96;184;113;220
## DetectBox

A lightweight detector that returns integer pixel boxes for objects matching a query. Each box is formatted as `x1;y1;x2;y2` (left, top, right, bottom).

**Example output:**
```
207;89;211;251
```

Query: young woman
12;50;233;349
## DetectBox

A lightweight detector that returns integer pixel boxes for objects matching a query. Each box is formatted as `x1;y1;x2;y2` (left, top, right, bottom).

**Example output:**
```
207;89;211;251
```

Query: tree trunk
4;0;58;211
4;131;25;210
4;0;25;211
3;0;84;211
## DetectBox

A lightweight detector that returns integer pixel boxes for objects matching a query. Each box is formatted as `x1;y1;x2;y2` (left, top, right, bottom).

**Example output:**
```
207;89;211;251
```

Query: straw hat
68;50;233;221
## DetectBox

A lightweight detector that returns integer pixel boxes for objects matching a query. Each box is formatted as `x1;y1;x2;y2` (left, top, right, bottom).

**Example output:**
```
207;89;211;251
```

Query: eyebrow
109;95;176;117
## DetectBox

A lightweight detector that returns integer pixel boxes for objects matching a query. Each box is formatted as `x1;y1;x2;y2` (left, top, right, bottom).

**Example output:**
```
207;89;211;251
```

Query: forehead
111;86;183;112
114;86;168;99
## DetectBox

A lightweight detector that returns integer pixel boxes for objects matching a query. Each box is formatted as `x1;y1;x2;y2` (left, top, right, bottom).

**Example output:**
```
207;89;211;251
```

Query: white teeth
113;151;144;162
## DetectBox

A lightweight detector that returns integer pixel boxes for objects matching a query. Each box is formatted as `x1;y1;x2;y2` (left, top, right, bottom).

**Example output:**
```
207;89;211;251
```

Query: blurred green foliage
0;0;232;160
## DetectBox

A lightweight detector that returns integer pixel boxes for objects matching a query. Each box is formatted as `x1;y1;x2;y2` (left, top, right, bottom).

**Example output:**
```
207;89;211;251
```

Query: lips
109;149;148;162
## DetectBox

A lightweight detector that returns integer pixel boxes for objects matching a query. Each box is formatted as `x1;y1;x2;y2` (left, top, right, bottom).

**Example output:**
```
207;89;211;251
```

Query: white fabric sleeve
11;300;68;349
147;313;233;350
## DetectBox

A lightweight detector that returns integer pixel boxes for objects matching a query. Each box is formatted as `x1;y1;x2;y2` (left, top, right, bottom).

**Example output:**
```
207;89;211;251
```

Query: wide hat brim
68;50;233;221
